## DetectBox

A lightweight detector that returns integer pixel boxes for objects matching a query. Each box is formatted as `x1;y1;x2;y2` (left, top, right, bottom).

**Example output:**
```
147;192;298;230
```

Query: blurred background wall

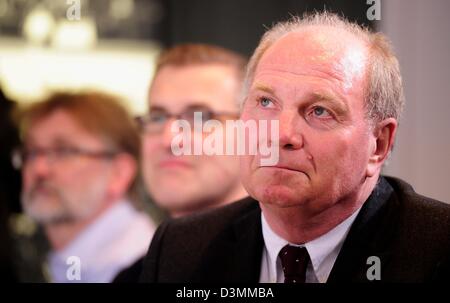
158;0;372;56
380;0;450;203
1;0;449;203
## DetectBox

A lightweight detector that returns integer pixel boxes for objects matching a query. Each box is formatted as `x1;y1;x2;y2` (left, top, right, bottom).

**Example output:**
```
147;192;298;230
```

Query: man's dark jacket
139;176;450;282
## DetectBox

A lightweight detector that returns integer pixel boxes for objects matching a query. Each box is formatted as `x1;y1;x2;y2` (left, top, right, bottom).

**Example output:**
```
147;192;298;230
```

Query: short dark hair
155;43;247;82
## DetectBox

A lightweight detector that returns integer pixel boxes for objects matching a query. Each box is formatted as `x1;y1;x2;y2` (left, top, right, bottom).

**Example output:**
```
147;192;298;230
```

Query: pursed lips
260;165;300;172
258;165;310;179
29;184;59;197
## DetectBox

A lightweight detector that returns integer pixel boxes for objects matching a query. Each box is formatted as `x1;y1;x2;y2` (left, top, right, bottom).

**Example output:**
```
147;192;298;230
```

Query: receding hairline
242;12;404;123
249;24;371;83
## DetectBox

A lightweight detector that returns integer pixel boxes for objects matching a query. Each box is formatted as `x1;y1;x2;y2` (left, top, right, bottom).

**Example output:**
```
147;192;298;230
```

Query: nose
278;110;303;150
26;154;51;178
161;118;185;151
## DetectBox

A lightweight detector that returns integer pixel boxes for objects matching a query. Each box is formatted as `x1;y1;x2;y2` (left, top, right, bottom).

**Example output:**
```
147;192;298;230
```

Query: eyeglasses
11;146;118;170
136;105;239;134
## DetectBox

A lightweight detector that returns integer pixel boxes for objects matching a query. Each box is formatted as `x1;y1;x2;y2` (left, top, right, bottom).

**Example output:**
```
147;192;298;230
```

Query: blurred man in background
15;92;155;282
114;43;249;282
141;43;249;218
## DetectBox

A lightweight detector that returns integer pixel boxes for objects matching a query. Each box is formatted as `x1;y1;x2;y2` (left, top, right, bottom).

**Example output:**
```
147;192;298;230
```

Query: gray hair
242;12;404;123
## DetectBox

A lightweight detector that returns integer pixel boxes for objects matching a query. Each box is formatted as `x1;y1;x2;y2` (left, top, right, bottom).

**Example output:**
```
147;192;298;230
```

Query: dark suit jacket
113;257;144;283
140;176;450;283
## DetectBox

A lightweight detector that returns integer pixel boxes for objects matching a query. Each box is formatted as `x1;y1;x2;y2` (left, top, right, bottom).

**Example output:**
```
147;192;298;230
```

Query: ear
107;153;137;200
366;118;398;177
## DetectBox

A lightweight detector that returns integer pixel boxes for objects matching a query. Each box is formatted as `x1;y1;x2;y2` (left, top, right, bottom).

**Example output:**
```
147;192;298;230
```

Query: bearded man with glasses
14;91;155;282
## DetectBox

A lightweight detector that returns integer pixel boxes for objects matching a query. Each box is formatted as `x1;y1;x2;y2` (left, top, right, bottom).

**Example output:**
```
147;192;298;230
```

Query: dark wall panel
162;0;374;56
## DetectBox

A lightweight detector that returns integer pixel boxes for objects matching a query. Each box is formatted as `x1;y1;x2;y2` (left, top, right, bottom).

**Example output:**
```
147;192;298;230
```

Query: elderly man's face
22;110;116;224
241;28;373;214
142;64;242;216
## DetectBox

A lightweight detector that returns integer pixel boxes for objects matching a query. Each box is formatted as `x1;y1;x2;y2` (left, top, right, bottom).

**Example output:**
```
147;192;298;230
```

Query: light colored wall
380;0;450;203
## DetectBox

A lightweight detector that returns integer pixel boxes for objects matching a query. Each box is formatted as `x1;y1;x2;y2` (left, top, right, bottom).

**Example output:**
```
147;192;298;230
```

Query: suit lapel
327;177;398;282
193;199;264;282
228;205;264;282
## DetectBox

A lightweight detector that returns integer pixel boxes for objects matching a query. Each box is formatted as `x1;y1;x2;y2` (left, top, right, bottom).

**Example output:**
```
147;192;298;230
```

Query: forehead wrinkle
256;64;345;85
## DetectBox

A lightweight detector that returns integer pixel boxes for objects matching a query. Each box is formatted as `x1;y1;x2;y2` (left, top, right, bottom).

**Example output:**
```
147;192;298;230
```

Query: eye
24;149;40;161
54;146;79;158
258;97;274;108
184;108;213;123
148;112;167;124
312;106;331;118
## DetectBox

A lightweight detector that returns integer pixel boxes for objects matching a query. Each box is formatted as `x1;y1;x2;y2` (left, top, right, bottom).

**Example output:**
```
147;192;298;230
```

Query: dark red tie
279;244;310;283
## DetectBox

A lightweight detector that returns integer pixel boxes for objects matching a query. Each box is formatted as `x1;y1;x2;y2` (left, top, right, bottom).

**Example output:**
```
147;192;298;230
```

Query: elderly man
139;12;450;283
16;92;155;282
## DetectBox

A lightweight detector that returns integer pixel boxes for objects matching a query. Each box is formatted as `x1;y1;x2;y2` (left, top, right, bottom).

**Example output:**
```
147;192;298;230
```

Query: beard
21;179;106;225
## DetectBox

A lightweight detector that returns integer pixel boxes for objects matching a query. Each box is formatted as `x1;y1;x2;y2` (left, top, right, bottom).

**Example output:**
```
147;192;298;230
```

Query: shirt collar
48;200;136;272
305;208;361;282
261;207;361;282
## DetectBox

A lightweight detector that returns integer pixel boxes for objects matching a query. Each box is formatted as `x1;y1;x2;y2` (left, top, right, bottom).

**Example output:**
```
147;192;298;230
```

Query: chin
160;170;193;184
25;196;55;211
153;189;190;207
25;204;65;224
253;184;305;207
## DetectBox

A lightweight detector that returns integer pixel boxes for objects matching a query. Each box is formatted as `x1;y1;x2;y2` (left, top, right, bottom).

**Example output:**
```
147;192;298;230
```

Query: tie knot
279;244;310;283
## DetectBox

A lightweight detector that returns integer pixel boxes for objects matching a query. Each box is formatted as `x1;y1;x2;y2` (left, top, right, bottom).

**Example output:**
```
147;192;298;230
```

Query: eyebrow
252;84;276;95
148;105;166;111
310;91;349;113
24;137;75;149
149;102;212;110
51;137;78;146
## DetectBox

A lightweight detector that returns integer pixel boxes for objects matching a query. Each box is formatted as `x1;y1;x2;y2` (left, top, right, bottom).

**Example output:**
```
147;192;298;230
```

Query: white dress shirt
259;208;361;283
47;200;155;283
